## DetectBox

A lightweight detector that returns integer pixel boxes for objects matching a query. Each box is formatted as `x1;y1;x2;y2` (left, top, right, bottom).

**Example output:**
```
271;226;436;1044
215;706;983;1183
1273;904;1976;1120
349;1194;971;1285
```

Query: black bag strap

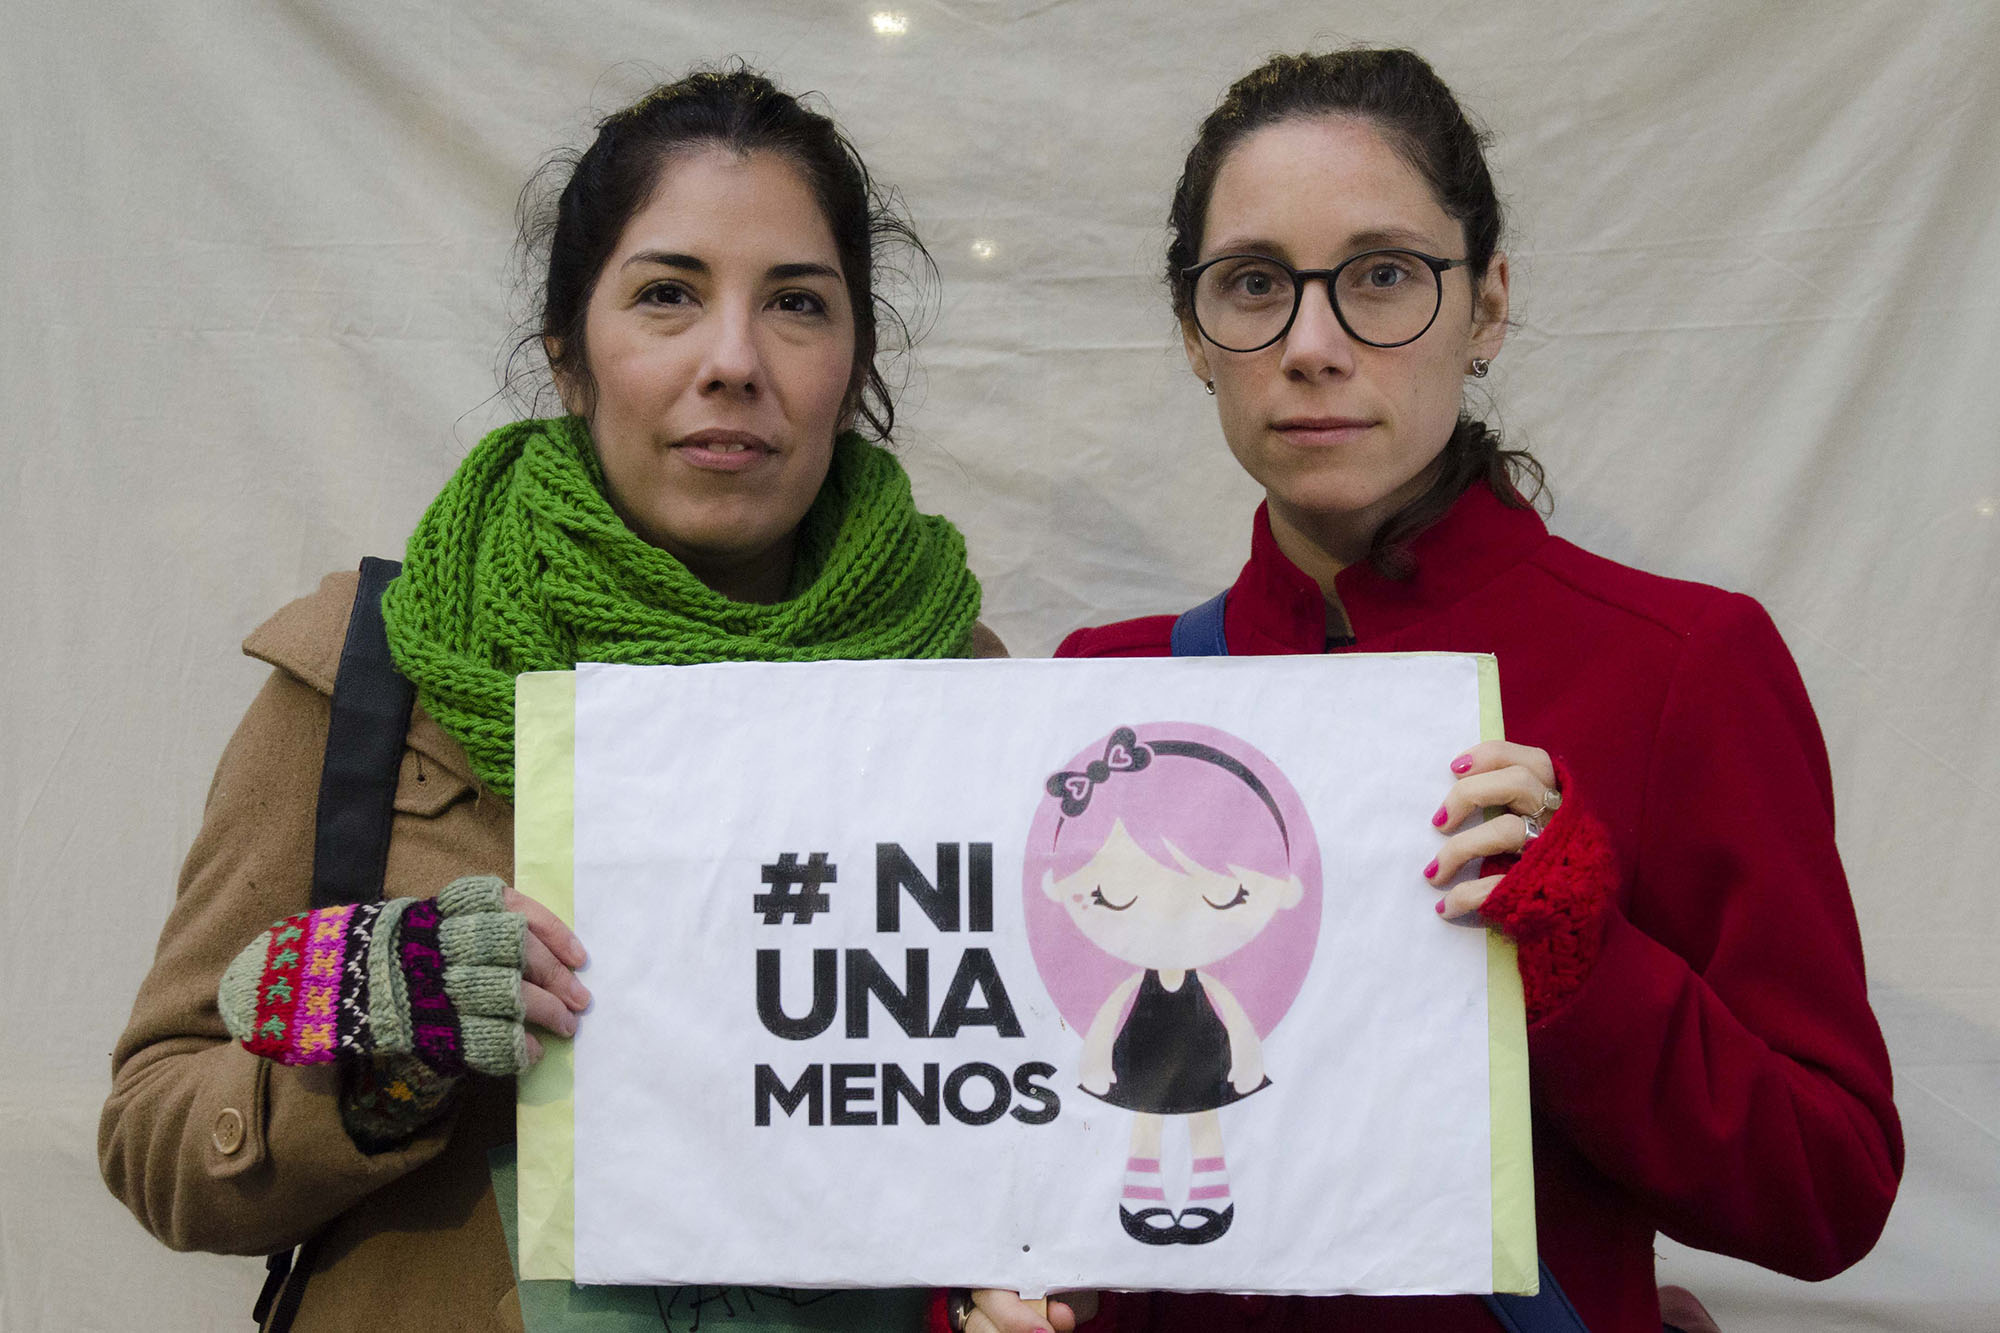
254;1232;324;1333
251;1250;291;1328
309;556;415;909
258;557;413;1330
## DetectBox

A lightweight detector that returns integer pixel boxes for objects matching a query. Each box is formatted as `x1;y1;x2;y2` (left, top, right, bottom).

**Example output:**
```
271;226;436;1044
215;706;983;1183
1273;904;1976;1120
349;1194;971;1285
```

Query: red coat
1047;484;1902;1333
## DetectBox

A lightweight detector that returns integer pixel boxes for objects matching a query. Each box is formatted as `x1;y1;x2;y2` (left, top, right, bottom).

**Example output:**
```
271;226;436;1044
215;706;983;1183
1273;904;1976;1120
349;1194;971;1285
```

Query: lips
672;428;775;473
1272;416;1375;445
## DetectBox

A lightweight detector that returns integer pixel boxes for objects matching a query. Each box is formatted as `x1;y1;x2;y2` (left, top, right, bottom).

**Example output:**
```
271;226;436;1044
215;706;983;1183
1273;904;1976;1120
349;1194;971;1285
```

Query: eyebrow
1345;226;1445;252
1205;226;1444;260
619;251;842;282
768;261;842;282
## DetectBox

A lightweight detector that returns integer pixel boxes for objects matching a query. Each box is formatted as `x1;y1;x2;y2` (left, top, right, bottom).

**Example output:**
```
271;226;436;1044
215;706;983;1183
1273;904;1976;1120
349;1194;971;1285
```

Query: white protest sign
546;654;1533;1297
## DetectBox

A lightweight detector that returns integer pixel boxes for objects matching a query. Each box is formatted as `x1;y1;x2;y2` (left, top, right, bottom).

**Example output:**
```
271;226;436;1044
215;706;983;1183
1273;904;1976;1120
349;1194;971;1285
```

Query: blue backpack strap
1169;590;1230;657
1480;1259;1591;1332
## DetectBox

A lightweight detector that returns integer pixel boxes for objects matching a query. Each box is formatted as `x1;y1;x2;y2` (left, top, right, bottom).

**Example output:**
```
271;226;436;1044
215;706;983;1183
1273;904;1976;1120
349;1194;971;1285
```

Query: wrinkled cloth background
4;2;1995;1330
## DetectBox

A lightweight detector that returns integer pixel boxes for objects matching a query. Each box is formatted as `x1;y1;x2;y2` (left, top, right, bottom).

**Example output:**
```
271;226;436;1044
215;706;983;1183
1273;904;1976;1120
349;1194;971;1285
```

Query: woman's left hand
1424;740;1562;921
957;1289;1099;1333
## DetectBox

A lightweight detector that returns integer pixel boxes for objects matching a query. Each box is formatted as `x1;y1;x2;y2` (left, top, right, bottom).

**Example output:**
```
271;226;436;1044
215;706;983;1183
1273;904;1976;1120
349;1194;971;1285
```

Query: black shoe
1120;1205;1180;1245
1173;1204;1234;1245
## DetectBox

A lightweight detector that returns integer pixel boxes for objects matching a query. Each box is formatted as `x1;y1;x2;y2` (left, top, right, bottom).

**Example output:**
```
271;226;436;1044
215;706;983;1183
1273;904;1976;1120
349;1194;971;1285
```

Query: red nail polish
1423;858;1439;879
1451;755;1473;774
1432;805;1448;827
1434;899;1447;914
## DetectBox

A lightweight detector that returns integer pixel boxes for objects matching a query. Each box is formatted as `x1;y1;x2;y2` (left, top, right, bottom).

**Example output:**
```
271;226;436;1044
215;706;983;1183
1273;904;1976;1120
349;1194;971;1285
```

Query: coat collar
243;569;484;790
1222;481;1551;653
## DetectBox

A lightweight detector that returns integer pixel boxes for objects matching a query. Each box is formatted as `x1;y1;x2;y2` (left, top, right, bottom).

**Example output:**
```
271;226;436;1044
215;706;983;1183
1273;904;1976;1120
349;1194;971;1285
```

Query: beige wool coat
100;569;1005;1332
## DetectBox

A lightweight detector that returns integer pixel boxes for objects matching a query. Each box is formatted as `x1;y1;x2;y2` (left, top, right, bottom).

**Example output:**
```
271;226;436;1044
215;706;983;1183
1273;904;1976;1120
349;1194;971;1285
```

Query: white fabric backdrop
4;1;1995;1329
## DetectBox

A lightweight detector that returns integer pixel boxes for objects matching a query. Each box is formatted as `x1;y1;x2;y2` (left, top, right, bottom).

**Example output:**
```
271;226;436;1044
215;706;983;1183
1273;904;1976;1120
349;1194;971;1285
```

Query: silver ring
947;1290;976;1333
1522;787;1561;844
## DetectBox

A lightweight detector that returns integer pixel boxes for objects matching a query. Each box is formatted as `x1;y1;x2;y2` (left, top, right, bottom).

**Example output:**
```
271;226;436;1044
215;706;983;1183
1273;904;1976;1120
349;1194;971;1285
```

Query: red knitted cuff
1478;763;1618;1024
244;905;358;1064
925;1289;953;1333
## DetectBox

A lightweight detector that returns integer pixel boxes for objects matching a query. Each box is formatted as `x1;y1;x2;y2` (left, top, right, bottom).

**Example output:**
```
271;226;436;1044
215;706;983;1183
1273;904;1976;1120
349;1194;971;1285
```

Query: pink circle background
1021;721;1324;1038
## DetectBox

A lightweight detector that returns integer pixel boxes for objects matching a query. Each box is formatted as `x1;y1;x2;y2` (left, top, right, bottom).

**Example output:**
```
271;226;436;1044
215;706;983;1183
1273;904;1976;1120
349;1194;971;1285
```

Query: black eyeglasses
1182;249;1470;352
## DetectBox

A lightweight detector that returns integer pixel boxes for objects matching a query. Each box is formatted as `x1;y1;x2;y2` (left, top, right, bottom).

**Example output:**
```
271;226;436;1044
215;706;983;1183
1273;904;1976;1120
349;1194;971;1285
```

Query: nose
696;302;763;399
1277;276;1359;380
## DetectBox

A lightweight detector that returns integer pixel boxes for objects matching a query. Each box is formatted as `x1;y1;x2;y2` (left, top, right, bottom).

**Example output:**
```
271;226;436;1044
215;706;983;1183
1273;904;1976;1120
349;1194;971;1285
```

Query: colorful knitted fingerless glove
1477;764;1619;1024
219;875;530;1078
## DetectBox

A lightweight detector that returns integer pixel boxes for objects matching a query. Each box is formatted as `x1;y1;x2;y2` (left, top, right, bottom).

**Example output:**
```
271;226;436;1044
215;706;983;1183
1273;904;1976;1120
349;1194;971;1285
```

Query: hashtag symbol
754;852;837;924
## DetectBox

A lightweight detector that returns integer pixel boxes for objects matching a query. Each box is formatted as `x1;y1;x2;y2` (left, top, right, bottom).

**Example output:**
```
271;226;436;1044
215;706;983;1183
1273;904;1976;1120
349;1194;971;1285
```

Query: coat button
212;1107;246;1155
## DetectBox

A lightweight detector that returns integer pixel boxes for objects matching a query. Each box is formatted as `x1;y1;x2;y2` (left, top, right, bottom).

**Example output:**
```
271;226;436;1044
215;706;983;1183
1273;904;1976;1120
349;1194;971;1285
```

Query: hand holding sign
1425;741;1564;921
507;885;591;1066
958;1289;1100;1333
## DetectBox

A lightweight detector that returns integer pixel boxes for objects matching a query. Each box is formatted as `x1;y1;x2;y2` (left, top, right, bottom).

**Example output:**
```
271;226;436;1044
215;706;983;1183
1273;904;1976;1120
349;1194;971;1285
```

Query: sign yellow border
1479;654;1538;1294
516;670;577;1279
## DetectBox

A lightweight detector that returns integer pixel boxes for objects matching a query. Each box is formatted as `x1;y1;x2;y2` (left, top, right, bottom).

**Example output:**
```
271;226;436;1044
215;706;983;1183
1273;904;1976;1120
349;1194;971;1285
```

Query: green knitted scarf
380;416;981;800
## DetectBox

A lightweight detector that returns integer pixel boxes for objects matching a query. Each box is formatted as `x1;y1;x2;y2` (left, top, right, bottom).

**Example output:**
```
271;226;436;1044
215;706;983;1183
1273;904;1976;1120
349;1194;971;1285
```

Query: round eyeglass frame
1181;248;1471;352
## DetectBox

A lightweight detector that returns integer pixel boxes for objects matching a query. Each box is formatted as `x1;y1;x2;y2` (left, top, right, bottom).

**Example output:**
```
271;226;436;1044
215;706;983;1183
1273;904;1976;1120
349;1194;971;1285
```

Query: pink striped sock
1123;1156;1166;1203
1188;1154;1232;1204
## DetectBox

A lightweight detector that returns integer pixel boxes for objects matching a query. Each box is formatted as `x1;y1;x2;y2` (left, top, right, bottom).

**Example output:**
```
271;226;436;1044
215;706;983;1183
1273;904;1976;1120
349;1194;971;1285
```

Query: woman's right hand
960;1289;1099;1333
505;885;590;1066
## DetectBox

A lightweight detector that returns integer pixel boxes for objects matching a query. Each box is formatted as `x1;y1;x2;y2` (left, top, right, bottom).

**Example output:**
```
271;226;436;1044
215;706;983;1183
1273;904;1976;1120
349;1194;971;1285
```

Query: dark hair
512;64;931;441
1167;47;1546;577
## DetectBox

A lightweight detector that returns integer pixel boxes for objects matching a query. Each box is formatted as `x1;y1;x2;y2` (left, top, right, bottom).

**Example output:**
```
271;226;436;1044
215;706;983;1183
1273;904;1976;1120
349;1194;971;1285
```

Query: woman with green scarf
99;67;996;1332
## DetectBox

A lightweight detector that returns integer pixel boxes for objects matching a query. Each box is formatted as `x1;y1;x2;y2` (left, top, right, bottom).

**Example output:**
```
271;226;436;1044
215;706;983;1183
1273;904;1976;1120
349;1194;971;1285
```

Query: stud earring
1204;380;1216;395
1469;358;1491;378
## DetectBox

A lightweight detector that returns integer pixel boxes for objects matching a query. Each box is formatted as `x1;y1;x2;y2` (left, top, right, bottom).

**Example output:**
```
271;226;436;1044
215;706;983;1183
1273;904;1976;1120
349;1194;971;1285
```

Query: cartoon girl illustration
1023;724;1321;1247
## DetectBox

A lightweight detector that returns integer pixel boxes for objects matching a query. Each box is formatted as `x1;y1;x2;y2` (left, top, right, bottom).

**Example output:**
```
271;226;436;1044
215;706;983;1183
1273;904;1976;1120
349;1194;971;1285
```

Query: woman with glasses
952;46;1900;1333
